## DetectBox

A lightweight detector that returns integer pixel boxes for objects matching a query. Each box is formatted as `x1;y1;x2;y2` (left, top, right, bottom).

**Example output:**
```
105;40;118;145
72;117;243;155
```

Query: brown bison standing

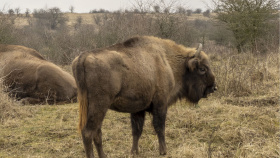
72;36;216;158
0;44;77;104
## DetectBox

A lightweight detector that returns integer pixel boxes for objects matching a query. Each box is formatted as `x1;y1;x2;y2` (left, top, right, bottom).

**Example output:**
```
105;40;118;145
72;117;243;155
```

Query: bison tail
78;90;88;132
73;53;89;132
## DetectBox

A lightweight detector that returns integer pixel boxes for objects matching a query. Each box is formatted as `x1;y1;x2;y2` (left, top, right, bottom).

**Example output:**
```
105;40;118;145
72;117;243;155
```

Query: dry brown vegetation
0;11;279;158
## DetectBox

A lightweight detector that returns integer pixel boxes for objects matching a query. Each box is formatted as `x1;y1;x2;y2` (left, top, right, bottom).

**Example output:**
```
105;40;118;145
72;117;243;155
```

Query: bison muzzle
72;36;216;158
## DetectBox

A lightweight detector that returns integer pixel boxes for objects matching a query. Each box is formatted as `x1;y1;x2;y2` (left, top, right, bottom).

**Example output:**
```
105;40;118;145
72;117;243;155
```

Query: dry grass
0;99;278;158
0;52;279;158
0;85;32;123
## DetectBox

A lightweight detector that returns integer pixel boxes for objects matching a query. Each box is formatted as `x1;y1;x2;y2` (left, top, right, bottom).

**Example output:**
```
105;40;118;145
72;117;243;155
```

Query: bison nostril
213;86;217;91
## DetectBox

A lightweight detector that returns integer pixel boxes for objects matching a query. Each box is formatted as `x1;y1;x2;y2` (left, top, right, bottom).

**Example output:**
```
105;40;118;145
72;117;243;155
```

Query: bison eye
198;67;206;74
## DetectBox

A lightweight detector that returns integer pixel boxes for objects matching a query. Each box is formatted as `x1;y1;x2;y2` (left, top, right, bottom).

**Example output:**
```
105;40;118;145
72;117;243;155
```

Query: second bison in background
72;36;217;158
0;44;77;105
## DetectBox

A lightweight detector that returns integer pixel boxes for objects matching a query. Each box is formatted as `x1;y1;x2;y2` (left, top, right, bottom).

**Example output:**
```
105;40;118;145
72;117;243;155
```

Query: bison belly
110;93;153;113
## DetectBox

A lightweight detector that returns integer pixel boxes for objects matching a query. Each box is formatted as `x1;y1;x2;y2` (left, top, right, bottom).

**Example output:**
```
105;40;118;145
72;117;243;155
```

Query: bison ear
186;57;198;72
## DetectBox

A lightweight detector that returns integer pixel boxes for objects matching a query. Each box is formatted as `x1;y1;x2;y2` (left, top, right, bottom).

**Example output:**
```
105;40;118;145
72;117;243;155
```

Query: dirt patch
225;96;279;107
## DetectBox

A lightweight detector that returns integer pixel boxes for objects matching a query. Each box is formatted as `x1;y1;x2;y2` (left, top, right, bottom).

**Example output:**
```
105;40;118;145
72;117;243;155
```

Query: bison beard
72;36;216;158
184;73;216;103
186;84;206;103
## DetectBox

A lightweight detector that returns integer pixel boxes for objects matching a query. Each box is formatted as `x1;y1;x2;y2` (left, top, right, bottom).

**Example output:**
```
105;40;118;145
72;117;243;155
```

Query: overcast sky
0;0;212;13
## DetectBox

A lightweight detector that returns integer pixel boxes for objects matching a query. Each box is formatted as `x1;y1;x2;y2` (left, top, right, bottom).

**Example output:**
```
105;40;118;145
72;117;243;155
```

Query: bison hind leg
82;129;95;158
93;128;106;158
82;117;107;158
83;97;110;158
82;127;106;158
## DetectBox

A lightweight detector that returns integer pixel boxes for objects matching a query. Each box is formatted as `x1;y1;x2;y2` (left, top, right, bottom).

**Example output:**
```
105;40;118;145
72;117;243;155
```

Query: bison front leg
130;111;146;155
152;105;167;155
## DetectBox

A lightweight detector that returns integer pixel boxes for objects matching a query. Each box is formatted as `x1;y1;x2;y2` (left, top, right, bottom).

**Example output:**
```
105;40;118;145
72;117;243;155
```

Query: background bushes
0;7;279;97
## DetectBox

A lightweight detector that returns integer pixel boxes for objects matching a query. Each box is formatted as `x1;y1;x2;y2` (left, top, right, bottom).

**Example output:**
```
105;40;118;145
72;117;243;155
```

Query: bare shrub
186;9;192;16
90;13;158;47
89;12;199;48
0;85;17;122
155;13;180;38
194;8;202;14
0;14;16;44
74;16;83;30
33;7;68;30
203;9;210;17
208;22;235;46
72;24;97;50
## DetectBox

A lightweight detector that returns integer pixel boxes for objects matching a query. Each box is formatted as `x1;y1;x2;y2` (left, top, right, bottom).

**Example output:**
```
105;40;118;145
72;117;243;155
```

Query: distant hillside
13;12;212;28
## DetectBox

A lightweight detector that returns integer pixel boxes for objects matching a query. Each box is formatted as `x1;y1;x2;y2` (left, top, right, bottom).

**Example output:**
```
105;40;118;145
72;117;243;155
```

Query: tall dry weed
0;82;16;122
0;73;30;123
208;46;279;98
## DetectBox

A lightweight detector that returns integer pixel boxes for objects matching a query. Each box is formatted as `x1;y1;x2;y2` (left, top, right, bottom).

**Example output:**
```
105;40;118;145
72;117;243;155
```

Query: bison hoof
131;149;139;155
160;152;167;155
160;150;167;155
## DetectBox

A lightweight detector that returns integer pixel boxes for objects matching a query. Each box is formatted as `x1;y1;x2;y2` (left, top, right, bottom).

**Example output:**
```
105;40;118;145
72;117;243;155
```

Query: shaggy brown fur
0;44;77;104
72;36;216;158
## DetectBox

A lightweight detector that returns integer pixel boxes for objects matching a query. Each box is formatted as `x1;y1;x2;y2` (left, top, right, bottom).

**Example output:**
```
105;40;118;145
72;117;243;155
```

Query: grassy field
0;96;279;158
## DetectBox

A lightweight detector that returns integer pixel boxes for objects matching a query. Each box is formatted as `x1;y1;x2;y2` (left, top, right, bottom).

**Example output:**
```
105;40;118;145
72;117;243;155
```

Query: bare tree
154;5;160;13
186;9;192;16
15;8;20;16
194;8;202;14
131;0;184;13
156;0;183;13
203;9;210;17
25;8;30;17
131;0;157;13
69;6;75;13
177;6;186;14
8;9;14;15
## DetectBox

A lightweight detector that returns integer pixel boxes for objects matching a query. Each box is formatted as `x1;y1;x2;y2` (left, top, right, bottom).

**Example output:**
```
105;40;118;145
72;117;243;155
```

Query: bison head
184;44;217;103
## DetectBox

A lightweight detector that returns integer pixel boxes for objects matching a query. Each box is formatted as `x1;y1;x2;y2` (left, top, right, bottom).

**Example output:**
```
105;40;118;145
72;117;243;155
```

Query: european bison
72;36;216;158
0;44;77;104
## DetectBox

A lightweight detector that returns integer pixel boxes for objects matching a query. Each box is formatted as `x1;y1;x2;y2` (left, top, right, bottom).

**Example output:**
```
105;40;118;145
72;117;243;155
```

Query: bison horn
195;43;202;57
